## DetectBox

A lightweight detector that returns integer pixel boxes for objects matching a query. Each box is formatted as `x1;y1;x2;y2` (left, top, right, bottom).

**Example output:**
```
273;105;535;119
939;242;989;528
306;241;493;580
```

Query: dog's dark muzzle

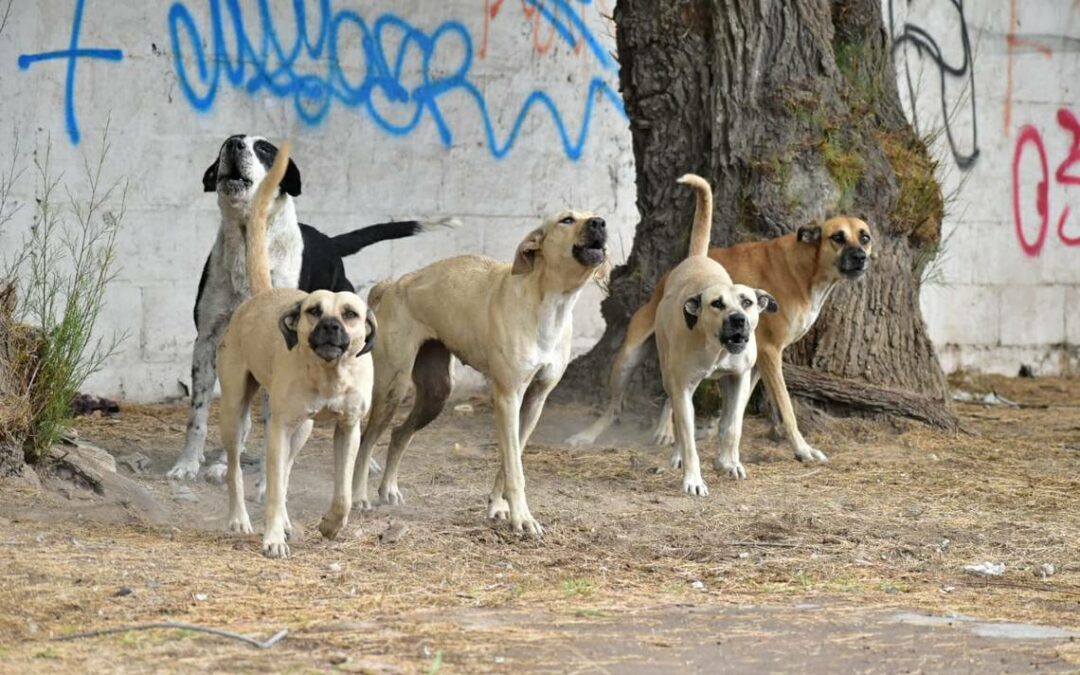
838;247;869;279
572;217;607;266
720;312;751;354
308;319;350;361
216;138;253;193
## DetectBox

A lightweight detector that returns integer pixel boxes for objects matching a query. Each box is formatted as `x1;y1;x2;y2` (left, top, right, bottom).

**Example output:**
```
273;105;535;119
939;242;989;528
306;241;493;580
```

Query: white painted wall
2;1;1076;403
890;0;1080;375
0;0;636;402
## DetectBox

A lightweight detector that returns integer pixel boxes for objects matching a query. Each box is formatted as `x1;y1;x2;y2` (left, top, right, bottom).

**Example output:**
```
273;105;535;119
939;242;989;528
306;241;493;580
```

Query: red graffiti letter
1012;125;1050;257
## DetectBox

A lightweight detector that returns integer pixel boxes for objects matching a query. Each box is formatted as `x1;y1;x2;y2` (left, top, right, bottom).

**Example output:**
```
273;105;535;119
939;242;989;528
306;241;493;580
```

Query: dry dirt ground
1;374;1079;673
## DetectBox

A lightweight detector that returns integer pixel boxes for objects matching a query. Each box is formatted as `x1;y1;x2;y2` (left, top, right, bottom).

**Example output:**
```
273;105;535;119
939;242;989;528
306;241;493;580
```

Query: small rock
964;561;1006;577
737;552;750;559
453;403;474;415
328;653;348;666
117;452;152;475
928;453;939;461
379;520;408;545
1035;563;1055;578
27;622;39;635
172;486;199;503
690;580;705;591
1018;364;1035;378
193;592;208;602
113;586;134;597
327;562;343;573
940;585;956;593
646;466;665;475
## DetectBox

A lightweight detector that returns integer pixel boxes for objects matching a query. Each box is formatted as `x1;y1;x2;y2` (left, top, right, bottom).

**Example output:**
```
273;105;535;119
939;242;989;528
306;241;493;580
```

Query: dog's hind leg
758;347;827;463
221;371;258;535
713;373;751;480
567;298;658;447
352;362;411;510
168;324;224;480
319;417;360;540
379;340;454;506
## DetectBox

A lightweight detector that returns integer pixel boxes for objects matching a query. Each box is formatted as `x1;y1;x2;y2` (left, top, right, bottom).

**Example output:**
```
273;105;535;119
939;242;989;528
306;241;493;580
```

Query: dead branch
52;622;288;649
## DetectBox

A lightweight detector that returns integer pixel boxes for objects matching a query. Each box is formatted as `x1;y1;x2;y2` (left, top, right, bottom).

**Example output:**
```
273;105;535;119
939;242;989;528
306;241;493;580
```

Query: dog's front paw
318;512;347;540
487;495;510;521
379;484;405;506
669;447;684;469
512;513;545;539
714;456;748;480
795;446;829;463
202;462;228;484
228;513;253;534
682;474;709;496
354;498;374;512
166;458;201;481
262;540;290;559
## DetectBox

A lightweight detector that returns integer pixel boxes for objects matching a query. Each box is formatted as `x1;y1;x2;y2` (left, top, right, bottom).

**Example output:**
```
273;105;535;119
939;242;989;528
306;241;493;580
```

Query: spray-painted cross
17;0;123;144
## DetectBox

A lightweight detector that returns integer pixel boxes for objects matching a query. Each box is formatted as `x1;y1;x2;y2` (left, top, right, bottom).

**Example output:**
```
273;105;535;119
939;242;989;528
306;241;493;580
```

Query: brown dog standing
569;208;872;464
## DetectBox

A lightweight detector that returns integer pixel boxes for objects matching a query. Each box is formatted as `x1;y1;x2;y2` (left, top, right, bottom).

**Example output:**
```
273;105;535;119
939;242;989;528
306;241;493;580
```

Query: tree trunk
559;0;955;426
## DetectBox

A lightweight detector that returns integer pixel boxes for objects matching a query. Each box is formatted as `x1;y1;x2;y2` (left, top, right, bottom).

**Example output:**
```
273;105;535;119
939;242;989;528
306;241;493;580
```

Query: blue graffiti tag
17;0;124;144
167;0;625;160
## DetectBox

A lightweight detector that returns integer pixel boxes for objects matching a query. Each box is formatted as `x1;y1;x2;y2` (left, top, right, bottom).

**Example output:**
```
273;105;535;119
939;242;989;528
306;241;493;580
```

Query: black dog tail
330;217;459;257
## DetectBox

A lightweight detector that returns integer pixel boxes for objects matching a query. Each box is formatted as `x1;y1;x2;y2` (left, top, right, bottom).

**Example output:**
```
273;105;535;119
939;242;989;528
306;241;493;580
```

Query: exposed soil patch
0;376;1078;671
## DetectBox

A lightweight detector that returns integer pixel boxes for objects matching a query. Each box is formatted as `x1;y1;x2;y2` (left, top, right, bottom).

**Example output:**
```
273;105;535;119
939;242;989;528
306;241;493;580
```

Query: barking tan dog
350;212;608;537
215;142;377;558
568;195;873;465
653;175;777;493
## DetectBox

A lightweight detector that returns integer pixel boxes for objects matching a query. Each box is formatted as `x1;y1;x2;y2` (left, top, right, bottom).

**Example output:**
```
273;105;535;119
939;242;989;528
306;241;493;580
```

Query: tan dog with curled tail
215;141;378;558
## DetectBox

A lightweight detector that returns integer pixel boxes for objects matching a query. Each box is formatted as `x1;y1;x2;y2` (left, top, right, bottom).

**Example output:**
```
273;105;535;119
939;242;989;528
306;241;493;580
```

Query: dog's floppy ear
281;157;302;197
512;227;545;276
683;294;702;330
278;301;302;350
797;225;821;244
358;309;377;357
756;289;779;314
202;159;220;193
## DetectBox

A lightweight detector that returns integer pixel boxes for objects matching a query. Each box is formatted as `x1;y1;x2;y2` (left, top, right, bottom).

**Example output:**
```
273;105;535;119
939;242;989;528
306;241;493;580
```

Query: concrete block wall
2;1;1077;403
0;0;636;401
890;0;1080;375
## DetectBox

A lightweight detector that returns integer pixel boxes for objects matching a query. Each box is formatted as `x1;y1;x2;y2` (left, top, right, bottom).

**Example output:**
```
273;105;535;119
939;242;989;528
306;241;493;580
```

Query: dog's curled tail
246;141;292;296
677;173;713;258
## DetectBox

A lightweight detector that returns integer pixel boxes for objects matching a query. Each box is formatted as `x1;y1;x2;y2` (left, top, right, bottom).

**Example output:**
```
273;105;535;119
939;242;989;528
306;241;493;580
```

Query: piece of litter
193;593;209;602
453;403;474;415
738;552;750;559
940;585;956;593
964;562;1006;577
690;580;706;591
1035;563;1055;578
327;562;342;573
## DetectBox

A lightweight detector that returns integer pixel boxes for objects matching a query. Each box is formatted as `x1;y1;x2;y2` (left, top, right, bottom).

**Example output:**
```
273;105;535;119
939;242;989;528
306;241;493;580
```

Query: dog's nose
316;319;345;337
225;137;244;152
850;248;867;261
586;217;606;231
728;313;747;330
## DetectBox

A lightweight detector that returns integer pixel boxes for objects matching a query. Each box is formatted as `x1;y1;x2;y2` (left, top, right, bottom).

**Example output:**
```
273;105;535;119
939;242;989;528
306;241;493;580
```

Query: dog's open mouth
217;172;253;194
572;240;607;267
840;263;868;279
311;342;346;361
721;331;750;354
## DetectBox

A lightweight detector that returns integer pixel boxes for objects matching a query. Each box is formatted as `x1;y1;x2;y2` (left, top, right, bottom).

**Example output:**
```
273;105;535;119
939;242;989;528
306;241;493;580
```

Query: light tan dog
215;142;377;558
350;211;608;537
653;175;777;493
568;193;873;465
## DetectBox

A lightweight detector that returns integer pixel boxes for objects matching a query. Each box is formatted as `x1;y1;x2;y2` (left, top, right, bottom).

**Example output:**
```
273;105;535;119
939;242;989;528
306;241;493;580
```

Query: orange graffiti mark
1005;0;1054;135
479;0;608;60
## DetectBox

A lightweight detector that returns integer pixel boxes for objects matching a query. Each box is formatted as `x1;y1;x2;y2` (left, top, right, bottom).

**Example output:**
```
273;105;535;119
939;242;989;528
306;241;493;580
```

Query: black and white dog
167;135;447;480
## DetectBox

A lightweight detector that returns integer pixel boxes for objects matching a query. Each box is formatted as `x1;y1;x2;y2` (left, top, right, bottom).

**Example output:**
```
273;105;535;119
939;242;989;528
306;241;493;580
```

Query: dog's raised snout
225;136;244;152
586;217;606;231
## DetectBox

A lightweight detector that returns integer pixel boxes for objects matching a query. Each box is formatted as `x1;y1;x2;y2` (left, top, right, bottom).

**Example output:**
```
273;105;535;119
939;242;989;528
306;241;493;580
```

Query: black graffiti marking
888;0;980;170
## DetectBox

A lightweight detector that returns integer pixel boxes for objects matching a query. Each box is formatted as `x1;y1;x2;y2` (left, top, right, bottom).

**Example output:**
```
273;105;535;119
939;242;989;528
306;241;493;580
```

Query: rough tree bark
560;0;955;427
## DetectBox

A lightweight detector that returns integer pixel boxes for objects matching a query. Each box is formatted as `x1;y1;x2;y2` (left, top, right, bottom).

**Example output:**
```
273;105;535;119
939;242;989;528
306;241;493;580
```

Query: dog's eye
253;141;274;157
342;309;359;320
559;216;576;225
306;306;322;318
859;232;871;245
830;232;846;244
710;298;725;309
741;297;753;309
